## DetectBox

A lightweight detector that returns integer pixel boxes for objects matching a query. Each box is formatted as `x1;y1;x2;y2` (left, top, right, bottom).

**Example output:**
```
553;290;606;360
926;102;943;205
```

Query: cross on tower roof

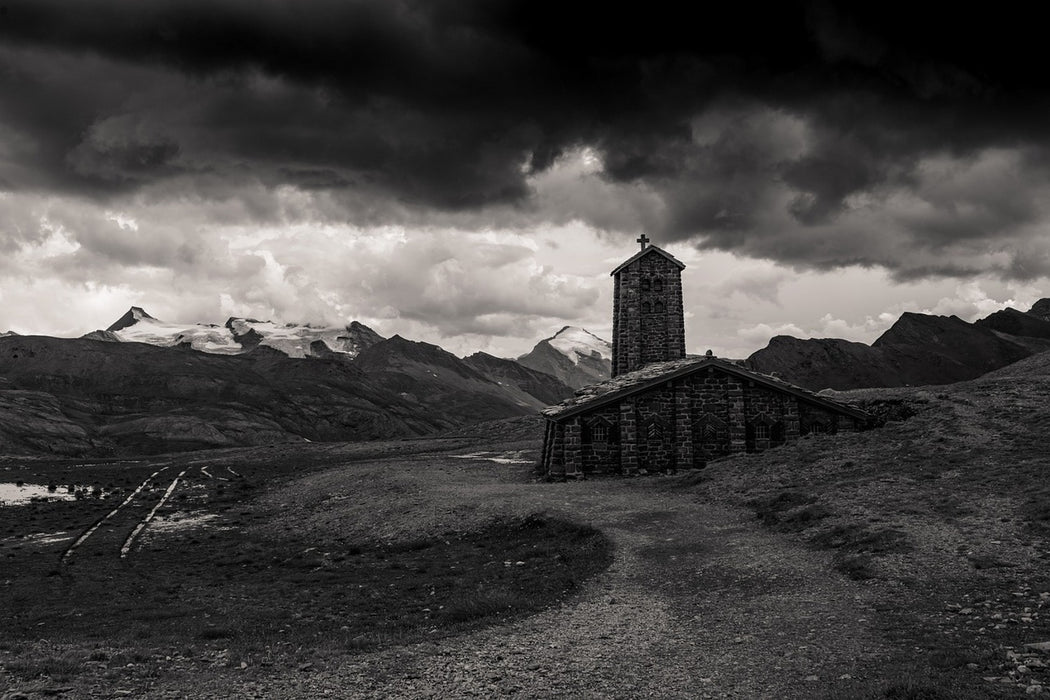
636;234;649;250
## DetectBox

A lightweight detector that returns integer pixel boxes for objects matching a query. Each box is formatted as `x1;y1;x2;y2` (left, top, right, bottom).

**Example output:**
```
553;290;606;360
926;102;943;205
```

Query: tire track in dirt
61;464;172;562
120;469;189;558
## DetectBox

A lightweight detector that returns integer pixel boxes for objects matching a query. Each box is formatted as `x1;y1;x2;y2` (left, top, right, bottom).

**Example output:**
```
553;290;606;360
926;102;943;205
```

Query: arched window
641;301;651;313
640;278;651;291
654;300;665;314
653;278;663;292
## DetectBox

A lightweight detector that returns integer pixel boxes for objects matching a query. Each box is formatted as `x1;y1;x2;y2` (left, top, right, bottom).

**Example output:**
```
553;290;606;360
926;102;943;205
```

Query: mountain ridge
517;326;612;389
748;301;1050;391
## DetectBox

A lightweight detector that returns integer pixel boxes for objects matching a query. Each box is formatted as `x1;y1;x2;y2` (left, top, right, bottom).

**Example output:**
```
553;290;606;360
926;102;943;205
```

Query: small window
640;278;651;291
654;300;665;314
653;278;663;292
592;425;608;442
641;301;651;313
755;424;769;440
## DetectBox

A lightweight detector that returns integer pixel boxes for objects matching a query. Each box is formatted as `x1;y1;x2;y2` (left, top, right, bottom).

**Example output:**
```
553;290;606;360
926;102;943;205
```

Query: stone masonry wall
542;368;861;477
580;405;622;474
741;382;800;451
635;385;675;472
612;251;685;376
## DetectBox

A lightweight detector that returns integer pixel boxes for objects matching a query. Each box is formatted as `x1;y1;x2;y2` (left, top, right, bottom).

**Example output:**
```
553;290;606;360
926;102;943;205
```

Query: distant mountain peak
106;306;159;332
545;326;611;365
517;326;612;389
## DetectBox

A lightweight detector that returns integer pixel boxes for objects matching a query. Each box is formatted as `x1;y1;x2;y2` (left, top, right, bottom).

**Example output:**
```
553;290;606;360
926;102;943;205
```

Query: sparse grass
3;652;84;682
2;485;611;669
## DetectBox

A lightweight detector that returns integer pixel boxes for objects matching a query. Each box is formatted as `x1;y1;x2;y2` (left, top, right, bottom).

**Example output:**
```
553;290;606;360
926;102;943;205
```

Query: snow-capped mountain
546;326;612;365
99;307;384;358
517;326;612;389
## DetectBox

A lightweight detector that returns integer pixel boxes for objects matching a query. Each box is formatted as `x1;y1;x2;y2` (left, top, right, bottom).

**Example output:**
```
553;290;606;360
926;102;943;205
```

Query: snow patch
110;308;378;359
113;316;242;354
145;511;221;534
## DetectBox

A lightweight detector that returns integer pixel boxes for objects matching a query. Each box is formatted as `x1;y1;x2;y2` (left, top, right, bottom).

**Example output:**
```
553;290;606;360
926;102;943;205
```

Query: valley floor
3;362;1050;699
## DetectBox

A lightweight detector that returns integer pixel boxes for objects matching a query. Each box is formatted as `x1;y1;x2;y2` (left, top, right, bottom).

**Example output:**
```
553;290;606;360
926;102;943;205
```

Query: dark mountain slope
353;336;542;421
1029;298;1050;322
749;312;1042;391
462;351;575;406
744;336;893;390
871;312;1033;385
0;336;528;456
976;306;1050;339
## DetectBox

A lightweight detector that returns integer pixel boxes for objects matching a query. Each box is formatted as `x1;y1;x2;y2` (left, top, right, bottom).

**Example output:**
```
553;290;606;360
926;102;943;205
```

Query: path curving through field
143;451;892;699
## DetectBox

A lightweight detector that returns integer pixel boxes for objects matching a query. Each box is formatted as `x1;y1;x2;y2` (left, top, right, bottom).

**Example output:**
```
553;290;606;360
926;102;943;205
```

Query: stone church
539;237;869;477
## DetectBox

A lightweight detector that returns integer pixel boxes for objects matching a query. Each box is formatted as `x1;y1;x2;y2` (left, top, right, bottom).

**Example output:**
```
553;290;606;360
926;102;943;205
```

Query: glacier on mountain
103;307;383;359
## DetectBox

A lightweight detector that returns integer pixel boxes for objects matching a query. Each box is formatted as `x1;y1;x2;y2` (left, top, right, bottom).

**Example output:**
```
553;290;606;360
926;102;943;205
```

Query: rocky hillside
974;306;1050;339
748;304;1050;391
1030;298;1050;322
517;326;612;389
0;335;549;456
463;351;575;406
353;336;556;421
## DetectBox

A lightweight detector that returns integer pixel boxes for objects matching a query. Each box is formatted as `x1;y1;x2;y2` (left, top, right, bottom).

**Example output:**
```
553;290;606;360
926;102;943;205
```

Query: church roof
542;355;870;421
610;245;686;276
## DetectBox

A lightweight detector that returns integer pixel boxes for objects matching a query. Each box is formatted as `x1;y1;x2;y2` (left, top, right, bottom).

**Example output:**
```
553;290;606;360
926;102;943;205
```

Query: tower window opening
653;278;663;292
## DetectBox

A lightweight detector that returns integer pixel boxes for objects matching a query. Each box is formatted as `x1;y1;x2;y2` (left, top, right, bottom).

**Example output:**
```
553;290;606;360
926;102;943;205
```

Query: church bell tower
610;235;686;377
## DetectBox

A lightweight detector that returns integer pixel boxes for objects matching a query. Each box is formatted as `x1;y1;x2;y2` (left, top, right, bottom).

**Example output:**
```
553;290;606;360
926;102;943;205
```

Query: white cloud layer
2;183;1046;360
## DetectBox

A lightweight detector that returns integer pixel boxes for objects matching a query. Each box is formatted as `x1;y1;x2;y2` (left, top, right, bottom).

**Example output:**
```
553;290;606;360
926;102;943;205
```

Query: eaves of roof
543;356;870;422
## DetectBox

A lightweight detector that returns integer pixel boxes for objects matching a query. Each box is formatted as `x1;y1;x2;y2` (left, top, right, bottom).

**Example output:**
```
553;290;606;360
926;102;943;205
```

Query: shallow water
450;451;533;465
0;483;108;506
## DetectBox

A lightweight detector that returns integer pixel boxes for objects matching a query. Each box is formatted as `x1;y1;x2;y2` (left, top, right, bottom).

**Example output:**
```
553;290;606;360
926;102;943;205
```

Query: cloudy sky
2;1;1049;358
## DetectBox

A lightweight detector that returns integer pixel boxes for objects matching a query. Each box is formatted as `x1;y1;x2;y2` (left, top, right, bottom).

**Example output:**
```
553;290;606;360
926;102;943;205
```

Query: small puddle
0;483;110;506
450;451;533;465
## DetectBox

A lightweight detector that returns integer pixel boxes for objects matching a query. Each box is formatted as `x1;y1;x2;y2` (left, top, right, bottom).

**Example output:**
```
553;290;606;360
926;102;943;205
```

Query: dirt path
155;474;887;699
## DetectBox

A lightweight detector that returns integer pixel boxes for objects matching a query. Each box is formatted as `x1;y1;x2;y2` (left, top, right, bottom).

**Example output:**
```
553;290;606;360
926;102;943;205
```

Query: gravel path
155;476;889;699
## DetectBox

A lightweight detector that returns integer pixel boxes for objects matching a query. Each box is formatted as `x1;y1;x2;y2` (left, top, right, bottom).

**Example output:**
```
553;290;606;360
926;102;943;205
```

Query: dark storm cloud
3;0;1050;277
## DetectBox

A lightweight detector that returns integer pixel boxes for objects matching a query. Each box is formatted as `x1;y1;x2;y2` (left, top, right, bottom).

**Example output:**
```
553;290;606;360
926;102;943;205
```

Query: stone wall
798;402;859;435
612;251;685;376
541;366;863;477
